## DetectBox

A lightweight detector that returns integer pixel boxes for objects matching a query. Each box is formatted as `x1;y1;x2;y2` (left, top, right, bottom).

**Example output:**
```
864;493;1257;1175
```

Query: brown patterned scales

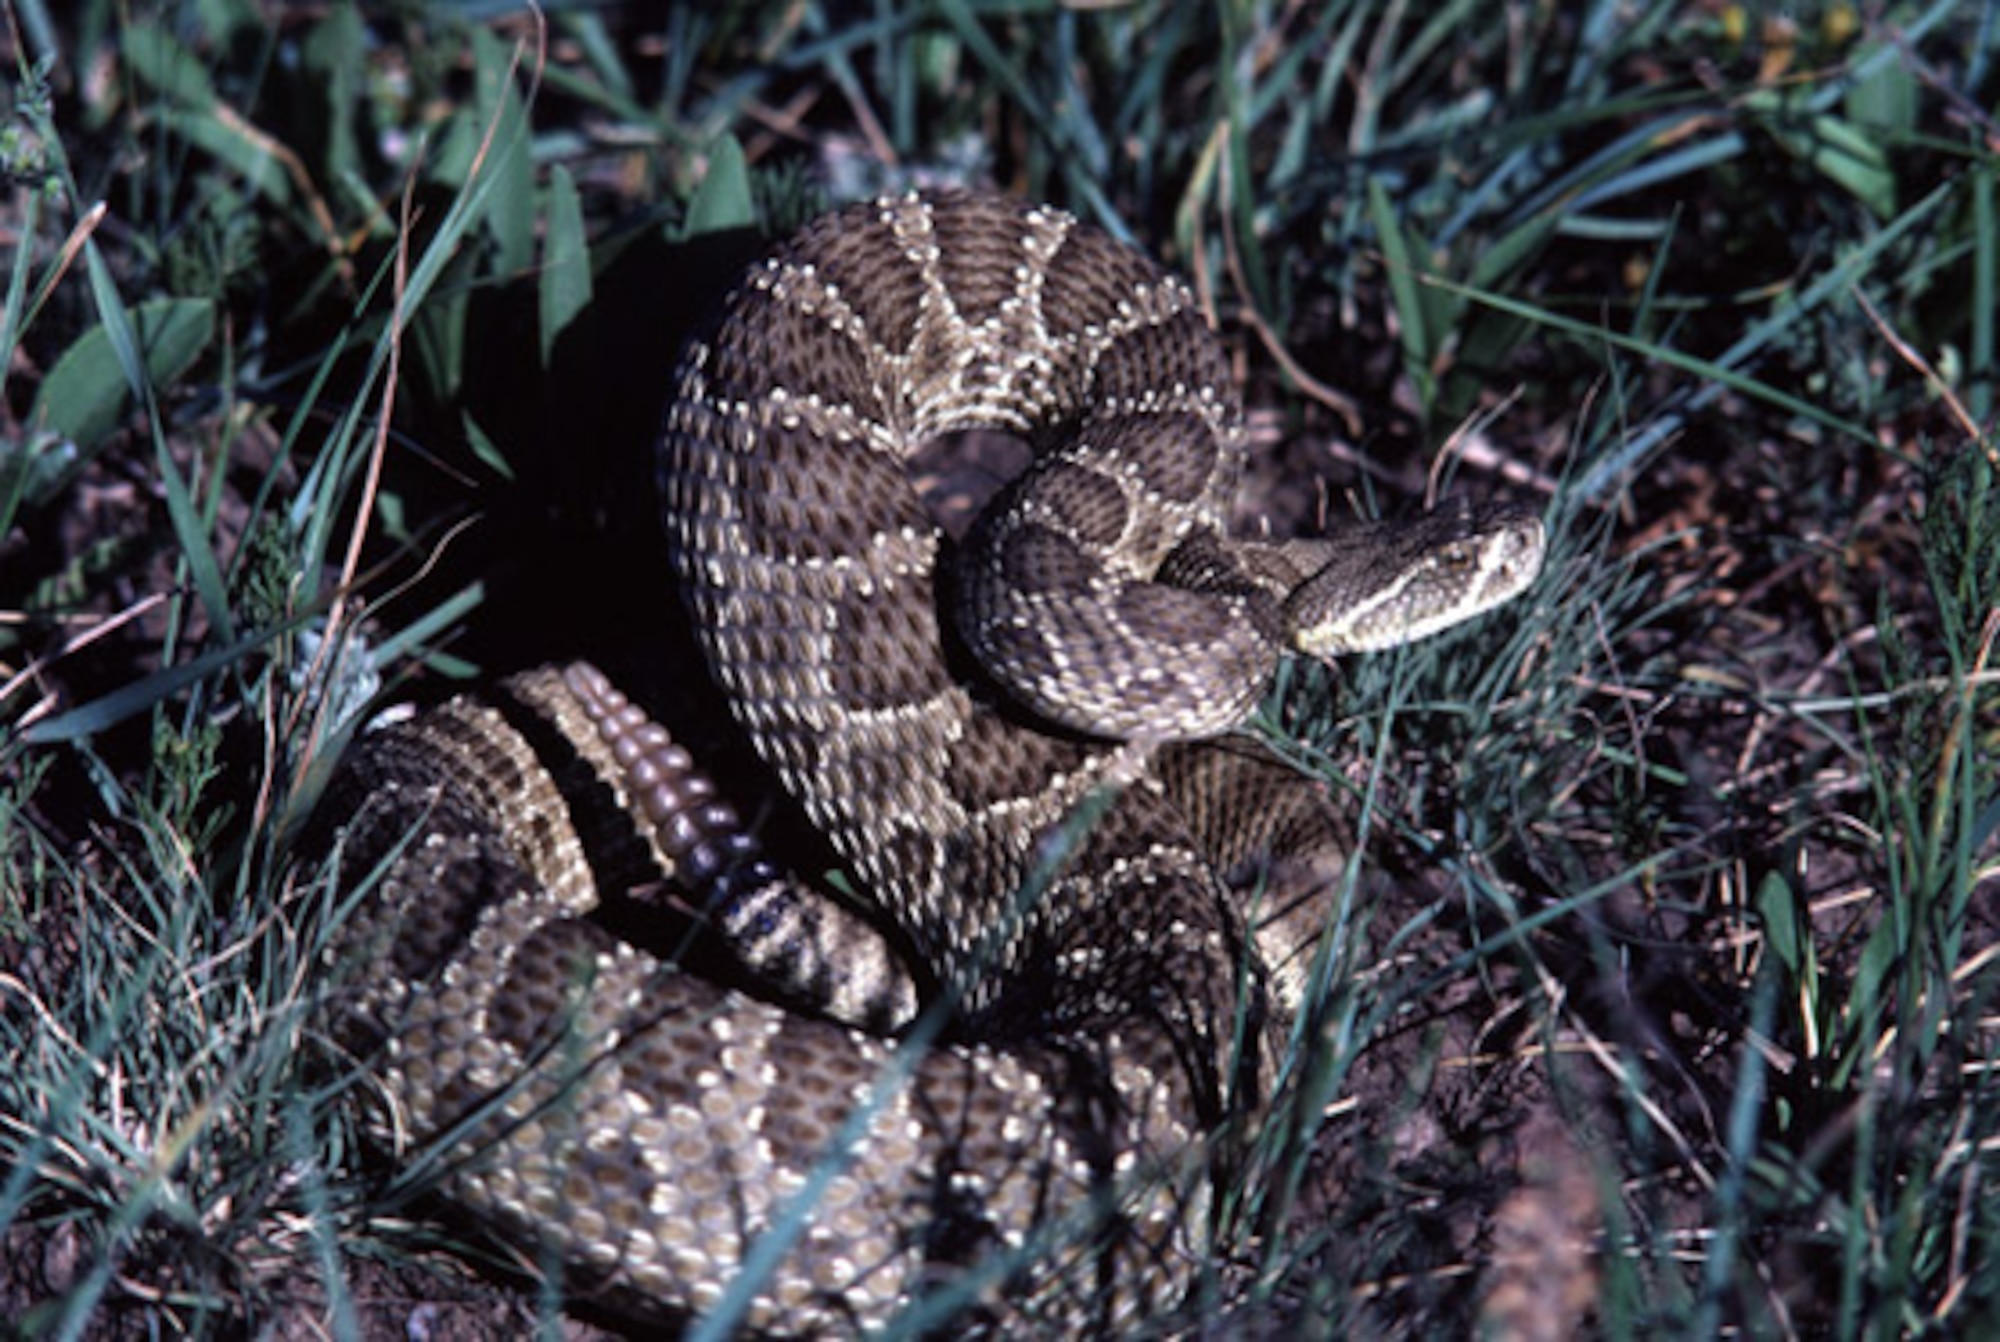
321;191;1545;1331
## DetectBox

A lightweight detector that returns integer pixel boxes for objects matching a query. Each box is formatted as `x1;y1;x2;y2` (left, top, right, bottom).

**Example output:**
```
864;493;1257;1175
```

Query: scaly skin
321;190;1542;1332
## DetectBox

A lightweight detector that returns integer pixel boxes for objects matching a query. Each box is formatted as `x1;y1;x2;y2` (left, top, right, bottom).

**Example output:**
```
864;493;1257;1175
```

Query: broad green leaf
1755;869;1805;979
121;23;216;107
300;3;366;187
1847;57;1917;138
32;297;215;451
408;277;471;407
538;164;591;367
191;0;264;53
681;135;755;240
1970;791;2000;853
428;101;484;188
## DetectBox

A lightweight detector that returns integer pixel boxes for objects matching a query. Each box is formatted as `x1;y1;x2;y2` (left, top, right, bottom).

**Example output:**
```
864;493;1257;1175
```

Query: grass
2;0;1997;1335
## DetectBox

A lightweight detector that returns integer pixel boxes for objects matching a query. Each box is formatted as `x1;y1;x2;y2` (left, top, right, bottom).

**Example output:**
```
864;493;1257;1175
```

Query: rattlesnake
320;191;1544;1332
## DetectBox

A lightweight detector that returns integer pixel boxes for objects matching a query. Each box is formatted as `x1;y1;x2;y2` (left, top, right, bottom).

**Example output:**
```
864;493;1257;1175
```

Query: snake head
1282;501;1547;658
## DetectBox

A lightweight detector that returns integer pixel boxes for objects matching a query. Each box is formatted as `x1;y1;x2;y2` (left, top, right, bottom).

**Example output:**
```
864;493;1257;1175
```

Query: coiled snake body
323;192;1544;1331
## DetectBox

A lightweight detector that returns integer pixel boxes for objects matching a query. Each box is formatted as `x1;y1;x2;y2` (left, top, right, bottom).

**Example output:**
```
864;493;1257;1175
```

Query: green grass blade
680;133;755;238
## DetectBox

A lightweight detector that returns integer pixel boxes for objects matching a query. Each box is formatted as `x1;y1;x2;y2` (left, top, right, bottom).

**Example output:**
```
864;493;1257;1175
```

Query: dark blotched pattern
324;192;1428;1333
